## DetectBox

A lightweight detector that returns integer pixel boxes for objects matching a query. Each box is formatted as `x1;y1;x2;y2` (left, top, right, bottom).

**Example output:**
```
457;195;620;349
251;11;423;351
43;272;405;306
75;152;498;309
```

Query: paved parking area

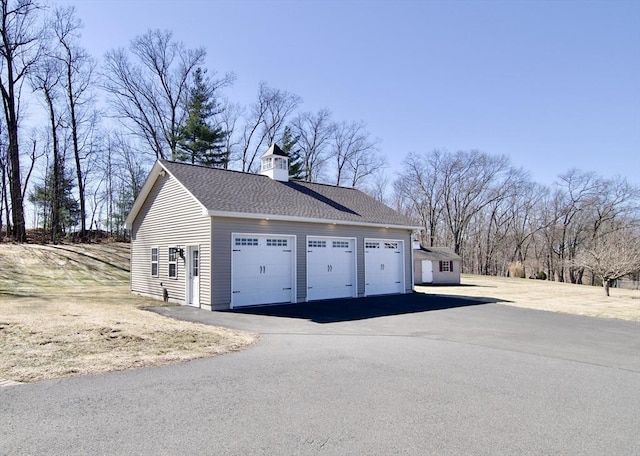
2;294;639;455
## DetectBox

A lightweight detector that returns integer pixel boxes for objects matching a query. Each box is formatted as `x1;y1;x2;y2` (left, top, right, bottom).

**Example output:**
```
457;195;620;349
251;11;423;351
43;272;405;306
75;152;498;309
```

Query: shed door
422;260;433;283
307;237;356;301
364;239;404;296
232;235;295;308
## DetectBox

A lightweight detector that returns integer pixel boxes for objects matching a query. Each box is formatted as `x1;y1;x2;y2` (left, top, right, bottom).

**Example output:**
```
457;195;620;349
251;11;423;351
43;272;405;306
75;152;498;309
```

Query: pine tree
28;163;80;237
176;68;228;167
280;126;305;180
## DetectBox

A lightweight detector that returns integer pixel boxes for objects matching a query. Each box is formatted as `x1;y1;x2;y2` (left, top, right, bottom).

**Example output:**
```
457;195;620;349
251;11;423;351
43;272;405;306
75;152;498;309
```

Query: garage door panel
364;239;404;296
307;237;356;301
232;235;294;307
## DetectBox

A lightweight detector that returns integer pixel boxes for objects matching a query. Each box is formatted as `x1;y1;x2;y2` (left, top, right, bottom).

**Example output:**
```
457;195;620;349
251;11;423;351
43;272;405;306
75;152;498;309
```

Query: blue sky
67;0;639;186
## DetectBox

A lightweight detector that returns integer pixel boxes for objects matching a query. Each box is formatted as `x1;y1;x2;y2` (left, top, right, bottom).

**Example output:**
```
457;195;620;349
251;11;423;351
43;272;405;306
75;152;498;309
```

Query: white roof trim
204;209;422;230
125;161;208;230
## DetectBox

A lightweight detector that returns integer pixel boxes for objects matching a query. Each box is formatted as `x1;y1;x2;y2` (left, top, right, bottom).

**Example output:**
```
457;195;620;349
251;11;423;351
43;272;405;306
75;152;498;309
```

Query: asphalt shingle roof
160;160;417;227
414;247;461;261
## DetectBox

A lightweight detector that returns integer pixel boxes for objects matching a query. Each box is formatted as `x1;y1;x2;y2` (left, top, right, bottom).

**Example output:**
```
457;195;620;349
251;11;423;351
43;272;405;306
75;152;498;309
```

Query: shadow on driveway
224;292;509;323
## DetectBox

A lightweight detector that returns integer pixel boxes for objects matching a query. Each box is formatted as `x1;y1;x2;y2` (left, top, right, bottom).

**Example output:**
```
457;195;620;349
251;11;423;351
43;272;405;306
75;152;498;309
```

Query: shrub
508;261;526;278
535;271;547;280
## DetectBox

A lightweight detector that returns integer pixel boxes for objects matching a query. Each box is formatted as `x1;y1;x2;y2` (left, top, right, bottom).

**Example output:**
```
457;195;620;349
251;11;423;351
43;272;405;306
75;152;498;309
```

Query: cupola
260;144;289;182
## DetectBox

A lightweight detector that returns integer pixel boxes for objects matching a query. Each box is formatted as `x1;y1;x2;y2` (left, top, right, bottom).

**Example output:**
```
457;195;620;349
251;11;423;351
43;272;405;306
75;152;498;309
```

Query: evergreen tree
176;68;228;167
280;126;305;179
28;162;80;236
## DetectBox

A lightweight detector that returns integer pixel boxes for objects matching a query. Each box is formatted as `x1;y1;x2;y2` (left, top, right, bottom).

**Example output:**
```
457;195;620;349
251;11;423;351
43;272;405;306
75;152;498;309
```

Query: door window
192;250;199;276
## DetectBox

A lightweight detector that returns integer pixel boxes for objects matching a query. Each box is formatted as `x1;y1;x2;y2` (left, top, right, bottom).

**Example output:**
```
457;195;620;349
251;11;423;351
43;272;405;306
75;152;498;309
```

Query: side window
168;247;177;278
151;247;158;277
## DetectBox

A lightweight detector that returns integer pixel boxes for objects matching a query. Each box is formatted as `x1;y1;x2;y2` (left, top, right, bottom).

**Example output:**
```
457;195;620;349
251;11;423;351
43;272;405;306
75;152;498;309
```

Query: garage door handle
395;281;401;284
282;287;292;290
232;291;240;294
346;284;353;287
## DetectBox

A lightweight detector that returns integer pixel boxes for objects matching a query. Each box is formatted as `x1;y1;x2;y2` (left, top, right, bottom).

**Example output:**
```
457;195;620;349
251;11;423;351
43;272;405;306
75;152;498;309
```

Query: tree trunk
603;279;610;297
8;131;26;242
66;71;86;239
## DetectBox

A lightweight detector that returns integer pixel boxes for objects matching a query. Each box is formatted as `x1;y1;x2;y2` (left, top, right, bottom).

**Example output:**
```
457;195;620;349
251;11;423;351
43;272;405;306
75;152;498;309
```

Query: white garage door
232;234;295;308
307;237;356;301
364;239;404;296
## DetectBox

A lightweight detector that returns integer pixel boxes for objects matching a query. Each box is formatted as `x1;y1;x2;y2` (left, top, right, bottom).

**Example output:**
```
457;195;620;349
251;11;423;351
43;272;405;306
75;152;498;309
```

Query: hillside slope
0;242;256;383
0;243;130;293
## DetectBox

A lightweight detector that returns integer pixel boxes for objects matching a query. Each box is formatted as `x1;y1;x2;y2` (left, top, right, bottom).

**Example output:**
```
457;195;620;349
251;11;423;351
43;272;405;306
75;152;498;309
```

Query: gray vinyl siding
211;217;413;309
414;259;423;284
431;260;461;284
130;173;211;307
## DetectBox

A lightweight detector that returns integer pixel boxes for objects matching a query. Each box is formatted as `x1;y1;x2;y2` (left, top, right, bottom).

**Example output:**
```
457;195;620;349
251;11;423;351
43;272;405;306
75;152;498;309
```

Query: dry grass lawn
417;274;640;321
0;243;257;383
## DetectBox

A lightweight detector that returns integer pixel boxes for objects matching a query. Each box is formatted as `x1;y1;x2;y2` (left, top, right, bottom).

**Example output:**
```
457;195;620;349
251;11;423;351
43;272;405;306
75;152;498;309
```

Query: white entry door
232;234;295;308
307;237;356;301
187;246;199;306
422;260;433;283
364;239;404;296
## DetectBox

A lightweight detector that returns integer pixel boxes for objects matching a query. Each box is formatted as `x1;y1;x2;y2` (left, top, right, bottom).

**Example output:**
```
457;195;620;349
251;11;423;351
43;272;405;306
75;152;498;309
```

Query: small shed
414;246;462;285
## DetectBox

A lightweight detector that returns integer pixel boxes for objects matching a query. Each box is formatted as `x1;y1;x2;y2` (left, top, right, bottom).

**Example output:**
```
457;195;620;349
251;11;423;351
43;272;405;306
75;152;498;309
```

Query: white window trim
151;246;159;277
168;246;178;279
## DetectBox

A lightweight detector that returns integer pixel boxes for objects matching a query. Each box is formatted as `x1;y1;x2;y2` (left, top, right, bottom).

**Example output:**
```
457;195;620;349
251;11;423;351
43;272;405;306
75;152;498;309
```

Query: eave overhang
204;209;422;231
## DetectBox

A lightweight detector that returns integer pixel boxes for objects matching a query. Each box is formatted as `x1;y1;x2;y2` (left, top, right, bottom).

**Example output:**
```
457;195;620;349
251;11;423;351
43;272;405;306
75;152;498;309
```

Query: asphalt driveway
2;293;639;455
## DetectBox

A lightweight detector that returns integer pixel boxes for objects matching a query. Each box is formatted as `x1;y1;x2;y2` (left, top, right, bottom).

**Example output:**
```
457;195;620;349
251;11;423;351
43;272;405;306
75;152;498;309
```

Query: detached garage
126;145;419;310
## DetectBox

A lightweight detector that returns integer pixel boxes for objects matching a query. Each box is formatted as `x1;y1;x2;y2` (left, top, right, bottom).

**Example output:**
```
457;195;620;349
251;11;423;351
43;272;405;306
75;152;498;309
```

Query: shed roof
126;160;419;229
414;246;461;261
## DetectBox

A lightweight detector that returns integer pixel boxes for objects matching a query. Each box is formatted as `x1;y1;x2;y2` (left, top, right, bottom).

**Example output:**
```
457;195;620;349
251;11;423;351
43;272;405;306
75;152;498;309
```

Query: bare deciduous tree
237;82;301;172
330;120;381;187
103;29;232;160
574;224;640;296
365;167;391;204
50;5;100;238
216;99;243;169
0;0;44;241
440;150;517;256
395;150;446;247
290;109;334;181
30;49;64;242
